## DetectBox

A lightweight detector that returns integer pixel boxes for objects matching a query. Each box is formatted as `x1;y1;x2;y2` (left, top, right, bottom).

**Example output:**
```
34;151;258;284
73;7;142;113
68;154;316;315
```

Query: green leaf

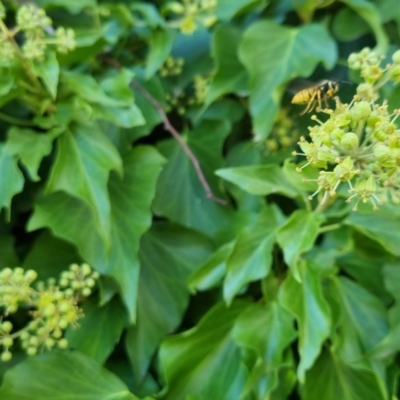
128;72;164;142
35;0;96;13
63;71;130;107
31;51;59;99
233;302;296;398
66;296;127;364
383;262;400;302
22;230;81;280
126;222;213;382
302;349;387;400
238;21;337;140
216;0;267;20
0;351;135;400
146;28;176;79
335;277;388;353
276;210;323;281
0;145;24;217
345;209;400;256
29;146;166;322
336;248;391;304
205;25;247;105
332;8;369;41
341;0;388;53
279;262;331;381
189;240;235;291
5;127;59;181
153;120;233;236
0;68;15;96
223;205;285;304
216;164;299;198
92;103;145;129
46;124;122;244
159;301;249;400
28;192;107;273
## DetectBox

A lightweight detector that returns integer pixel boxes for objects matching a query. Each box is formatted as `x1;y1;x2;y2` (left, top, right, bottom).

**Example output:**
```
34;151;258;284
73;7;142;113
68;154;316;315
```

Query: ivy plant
1;0;400;399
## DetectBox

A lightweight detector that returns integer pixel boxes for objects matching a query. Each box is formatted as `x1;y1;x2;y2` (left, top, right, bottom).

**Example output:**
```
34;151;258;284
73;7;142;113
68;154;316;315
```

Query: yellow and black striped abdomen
291;88;318;105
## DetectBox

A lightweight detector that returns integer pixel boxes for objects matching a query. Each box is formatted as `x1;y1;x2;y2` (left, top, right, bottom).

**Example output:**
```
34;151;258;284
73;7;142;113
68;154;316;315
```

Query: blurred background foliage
0;0;400;399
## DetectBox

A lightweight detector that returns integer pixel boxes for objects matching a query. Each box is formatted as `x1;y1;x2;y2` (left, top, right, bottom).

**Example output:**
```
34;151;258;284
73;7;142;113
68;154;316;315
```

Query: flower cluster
266;108;300;153
294;48;400;211
164;0;217;35
0;3;76;63
159;56;185;77
0;264;99;362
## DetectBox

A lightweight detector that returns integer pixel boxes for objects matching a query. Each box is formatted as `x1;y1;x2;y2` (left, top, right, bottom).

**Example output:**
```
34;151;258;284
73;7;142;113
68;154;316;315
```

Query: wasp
291;80;348;115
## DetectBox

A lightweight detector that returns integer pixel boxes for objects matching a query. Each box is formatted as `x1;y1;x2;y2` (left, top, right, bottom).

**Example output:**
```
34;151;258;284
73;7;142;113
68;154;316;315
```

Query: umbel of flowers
0;264;99;362
294;48;400;211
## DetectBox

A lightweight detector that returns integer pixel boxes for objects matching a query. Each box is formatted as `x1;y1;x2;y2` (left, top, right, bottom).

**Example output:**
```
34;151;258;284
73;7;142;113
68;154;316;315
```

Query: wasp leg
323;97;329;109
316;90;322;112
300;91;318;115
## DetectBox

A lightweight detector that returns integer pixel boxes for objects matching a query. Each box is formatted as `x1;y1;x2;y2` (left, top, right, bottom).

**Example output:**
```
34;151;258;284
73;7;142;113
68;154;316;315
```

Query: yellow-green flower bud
393;50;400;64
334;112;352;127
58;338;68;349
45;338;55;348
357;83;375;100
2;337;13;347
341;132;359;150
389;65;400;82
25;270;38;283
374;129;388;142
27;347;37;356
44;304;56;317
374;144;390;162
1;321;13;333
352;101;371;119
1;350;12;362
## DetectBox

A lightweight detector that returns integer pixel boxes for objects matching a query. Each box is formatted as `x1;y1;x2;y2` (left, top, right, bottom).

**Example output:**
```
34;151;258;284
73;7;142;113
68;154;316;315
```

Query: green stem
0;19;42;91
318;223;342;234
0;112;35;126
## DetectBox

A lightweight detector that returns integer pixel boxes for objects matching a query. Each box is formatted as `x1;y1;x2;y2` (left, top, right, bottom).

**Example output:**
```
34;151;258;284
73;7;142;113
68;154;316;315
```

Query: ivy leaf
206;24;248;106
216;0;267;20
0;145;24;217
335;277;388;354
46;123;123;245
345;210;400;256
276;210;323;281
302;349;387;400
5;127;59;181
0;67;15;97
22;230;81;280
232;302;296;399
92;103;145;129
215;164;299;198
153;120;233;236
159;301;249;400
0;351;136;400
126;222;213;382
189;240;235;291
29;146;166;322
341;0;388;53
63;71;130;107
146;28;177;79
32;51;59;99
238;21;337;140
223;205;285;304
66;296;127;364
279;262;331;382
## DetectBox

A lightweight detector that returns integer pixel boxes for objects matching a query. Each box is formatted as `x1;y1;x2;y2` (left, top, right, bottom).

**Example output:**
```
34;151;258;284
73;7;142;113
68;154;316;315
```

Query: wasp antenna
338;80;353;85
